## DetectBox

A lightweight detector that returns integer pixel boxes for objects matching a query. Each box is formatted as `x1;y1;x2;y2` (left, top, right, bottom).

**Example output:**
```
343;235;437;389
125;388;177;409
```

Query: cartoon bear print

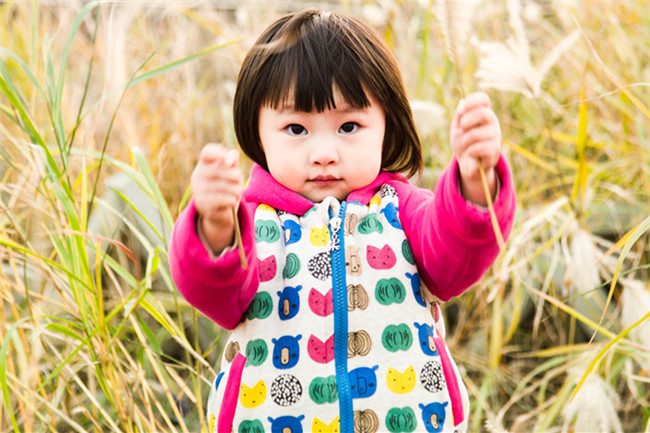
380;202;402;230
283;219;302;246
277;285;302;320
349;365;379;399
271;335;302;369
268;415;305;433
419;401;447;433
406;272;426;307
413;322;439;356
345;245;362;275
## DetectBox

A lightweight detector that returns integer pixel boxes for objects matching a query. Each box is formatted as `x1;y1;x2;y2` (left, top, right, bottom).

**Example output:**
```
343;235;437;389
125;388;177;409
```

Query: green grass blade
527;286;618;341
571;310;650;402
591;215;650;341
79;39;240;121
0;318;29;433
0;47;46;106
0;74;46;148
131;147;174;232
571;66;589;213
54;1;100;153
0;236;91;289
87;53;154;227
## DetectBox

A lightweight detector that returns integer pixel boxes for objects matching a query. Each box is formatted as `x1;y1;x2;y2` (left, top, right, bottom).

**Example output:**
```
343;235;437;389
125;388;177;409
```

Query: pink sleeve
397;154;516;301
168;199;259;329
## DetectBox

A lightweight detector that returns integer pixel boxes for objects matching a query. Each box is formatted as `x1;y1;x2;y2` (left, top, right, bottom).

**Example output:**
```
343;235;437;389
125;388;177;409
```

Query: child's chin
301;189;348;204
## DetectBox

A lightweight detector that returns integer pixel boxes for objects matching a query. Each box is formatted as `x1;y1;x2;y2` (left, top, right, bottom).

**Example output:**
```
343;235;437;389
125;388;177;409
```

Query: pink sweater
169;155;516;330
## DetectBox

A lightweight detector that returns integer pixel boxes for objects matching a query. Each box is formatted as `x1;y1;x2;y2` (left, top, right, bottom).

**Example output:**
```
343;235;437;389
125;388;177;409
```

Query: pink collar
242;164;408;216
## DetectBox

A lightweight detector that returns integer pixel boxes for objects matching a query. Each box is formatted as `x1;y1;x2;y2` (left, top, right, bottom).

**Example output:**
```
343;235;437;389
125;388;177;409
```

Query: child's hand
450;92;502;206
191;143;243;254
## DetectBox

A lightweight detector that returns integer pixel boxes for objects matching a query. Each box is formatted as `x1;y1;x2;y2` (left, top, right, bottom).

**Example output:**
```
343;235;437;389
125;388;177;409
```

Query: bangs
255;13;371;112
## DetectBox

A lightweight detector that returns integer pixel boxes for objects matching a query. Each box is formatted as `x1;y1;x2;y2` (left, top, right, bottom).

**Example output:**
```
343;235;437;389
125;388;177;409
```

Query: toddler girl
169;9;516;433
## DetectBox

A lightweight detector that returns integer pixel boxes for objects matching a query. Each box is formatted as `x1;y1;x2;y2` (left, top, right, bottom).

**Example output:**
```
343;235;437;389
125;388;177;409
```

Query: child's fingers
459;123;499;147
457;92;491;114
199;143;226;163
458;105;496;132
225;149;240;168
199;143;239;168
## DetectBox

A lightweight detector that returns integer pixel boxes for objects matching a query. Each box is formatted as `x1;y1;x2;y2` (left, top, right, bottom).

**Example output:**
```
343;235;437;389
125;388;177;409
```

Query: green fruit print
309;375;338;404
402;240;415;265
382;323;413;352
245;339;268;366
238;419;264;433
375;278;406;305
246;292;273;320
255;220;280;243
385;407;417;433
359;213;384;234
283;253;301;279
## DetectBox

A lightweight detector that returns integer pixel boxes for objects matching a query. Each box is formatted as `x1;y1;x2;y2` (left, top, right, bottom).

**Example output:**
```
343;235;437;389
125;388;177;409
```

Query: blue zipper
330;201;353;430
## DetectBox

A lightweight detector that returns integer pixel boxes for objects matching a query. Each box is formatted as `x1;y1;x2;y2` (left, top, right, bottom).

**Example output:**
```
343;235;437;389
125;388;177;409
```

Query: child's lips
308;175;341;186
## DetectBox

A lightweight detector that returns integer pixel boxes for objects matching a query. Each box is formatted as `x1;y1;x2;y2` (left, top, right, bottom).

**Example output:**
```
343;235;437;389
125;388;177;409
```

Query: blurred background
1;1;648;432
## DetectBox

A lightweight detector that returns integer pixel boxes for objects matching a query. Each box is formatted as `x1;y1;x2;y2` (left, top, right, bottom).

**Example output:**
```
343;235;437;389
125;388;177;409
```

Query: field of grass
1;1;648;432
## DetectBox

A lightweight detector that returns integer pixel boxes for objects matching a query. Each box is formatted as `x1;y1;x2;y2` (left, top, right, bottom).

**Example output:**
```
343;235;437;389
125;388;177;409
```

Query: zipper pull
329;216;342;251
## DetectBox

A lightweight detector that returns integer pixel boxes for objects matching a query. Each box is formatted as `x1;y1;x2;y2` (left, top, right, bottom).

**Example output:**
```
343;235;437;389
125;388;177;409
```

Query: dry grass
1;1;648;432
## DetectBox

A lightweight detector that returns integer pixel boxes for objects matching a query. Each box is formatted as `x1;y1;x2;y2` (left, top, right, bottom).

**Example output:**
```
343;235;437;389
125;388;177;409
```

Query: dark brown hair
233;9;422;178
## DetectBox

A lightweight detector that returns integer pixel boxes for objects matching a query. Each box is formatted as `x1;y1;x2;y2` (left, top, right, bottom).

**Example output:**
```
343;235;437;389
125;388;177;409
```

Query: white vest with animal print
207;184;469;433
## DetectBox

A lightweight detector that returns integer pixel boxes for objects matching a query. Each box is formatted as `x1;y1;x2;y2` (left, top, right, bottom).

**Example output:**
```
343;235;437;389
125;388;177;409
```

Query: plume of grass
473;1;580;98
432;0;477;96
432;0;505;254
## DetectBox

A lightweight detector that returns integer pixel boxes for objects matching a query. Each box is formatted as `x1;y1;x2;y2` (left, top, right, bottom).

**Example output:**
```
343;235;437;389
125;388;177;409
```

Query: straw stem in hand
478;159;506;251
232;208;247;269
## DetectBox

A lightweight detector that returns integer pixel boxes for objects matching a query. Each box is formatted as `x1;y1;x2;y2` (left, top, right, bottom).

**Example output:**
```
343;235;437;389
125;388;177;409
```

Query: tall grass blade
571;65;589;214
0;318;28;433
571;14;650;119
130;147;174;233
571;310;650;402
80;39;241;121
87;54;154;228
479;161;506;251
591;215;650;342
233;207;248;269
0;47;46;105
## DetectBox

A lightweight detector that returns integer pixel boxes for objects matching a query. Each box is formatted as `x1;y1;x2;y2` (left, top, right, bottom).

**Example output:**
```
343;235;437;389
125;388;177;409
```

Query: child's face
259;90;385;203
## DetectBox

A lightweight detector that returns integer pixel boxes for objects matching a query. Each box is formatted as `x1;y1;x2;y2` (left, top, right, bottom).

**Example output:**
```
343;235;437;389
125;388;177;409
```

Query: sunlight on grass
1;1;648;432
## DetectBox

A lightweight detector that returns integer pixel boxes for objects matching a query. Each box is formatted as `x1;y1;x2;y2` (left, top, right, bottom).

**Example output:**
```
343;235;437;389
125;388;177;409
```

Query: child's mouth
309;176;341;187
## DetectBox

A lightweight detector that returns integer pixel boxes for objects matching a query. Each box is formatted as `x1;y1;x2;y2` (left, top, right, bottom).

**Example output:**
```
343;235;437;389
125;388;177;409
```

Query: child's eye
339;122;360;134
285;124;307;136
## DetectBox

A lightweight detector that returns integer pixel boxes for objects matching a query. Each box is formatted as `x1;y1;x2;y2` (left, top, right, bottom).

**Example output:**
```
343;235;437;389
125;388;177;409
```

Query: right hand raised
191;143;243;254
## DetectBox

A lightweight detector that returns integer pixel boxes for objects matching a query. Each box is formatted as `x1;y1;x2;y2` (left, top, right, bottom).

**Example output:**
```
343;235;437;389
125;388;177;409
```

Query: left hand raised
450;92;502;206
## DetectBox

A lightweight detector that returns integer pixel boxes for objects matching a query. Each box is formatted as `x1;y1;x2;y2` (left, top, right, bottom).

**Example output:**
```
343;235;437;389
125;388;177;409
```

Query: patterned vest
207;184;469;433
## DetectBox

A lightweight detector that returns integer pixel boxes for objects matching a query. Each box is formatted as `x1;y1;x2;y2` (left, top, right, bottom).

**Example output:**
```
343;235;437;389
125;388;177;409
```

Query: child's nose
309;140;339;166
